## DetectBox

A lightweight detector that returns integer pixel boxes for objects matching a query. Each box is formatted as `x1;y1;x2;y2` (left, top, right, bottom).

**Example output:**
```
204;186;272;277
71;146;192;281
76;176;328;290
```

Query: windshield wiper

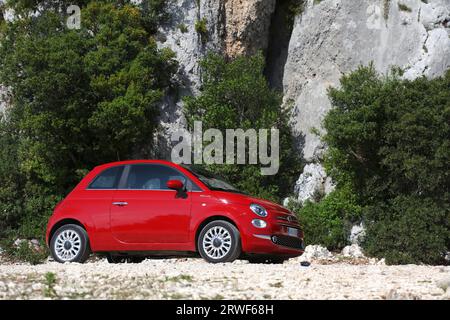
211;187;247;195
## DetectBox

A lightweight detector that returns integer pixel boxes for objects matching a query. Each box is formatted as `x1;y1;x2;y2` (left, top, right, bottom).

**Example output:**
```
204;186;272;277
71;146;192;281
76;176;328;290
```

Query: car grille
276;215;299;224
272;235;304;250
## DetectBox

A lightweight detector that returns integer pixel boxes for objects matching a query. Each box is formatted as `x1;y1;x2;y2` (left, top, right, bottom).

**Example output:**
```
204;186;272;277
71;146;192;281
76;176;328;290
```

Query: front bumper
247;233;304;256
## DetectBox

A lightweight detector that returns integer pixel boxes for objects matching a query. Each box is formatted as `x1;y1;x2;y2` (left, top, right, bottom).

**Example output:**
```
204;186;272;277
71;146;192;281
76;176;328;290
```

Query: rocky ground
0;249;449;300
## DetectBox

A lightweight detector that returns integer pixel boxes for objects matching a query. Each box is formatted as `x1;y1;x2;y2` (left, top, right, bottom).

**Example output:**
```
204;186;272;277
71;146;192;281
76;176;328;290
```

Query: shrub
0;237;49;265
0;1;177;244
195;18;208;43
178;23;188;33
398;3;412;12
363;196;449;265
184;53;302;203
322;65;450;264
289;185;362;250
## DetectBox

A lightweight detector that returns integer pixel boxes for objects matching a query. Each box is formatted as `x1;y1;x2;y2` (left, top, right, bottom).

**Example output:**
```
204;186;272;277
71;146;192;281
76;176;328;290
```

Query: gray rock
300;245;333;261
342;244;365;258
223;0;276;57
349;223;366;244
154;0;277;159
0;86;9;114
294;163;335;203
282;197;291;207
13;238;41;251
283;0;450;162
13;239;26;248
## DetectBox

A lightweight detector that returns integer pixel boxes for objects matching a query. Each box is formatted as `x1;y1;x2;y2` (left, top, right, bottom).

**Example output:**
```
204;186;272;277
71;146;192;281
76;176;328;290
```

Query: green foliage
363;196;449;265
322;65;450;264
184;53;302;202
398;3;412;12
324;65;450;204
0;116;23;238
286;0;306;29
44;272;57;297
0;1;177;243
289;184;362;250
0;237;49;265
178;23;188;33
195;18;207;43
384;0;391;20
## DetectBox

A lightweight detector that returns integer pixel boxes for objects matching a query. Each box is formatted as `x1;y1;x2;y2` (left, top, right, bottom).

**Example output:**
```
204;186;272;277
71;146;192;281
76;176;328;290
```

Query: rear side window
88;166;124;190
125;164;187;190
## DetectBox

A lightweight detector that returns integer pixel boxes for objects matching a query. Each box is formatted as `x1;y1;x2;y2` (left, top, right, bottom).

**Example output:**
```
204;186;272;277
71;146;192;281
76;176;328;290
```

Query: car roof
94;159;178;170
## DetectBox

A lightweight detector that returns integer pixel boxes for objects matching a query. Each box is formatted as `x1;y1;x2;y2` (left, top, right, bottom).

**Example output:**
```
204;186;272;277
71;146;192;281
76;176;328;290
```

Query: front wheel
50;224;91;263
198;221;241;263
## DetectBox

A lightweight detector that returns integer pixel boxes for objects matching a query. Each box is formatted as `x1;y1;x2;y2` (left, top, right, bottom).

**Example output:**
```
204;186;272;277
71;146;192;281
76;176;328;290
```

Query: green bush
322;65;450;264
363;196;449;265
195;18;208;43
324;65;450;206
0;1;177;244
184;53;302;203
289;185;362;250
0;237;49;265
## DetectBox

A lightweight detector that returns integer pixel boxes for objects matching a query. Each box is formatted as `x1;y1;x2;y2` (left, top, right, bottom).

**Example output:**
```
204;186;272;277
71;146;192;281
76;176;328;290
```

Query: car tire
50;224;90;263
106;254;145;264
198;220;241;263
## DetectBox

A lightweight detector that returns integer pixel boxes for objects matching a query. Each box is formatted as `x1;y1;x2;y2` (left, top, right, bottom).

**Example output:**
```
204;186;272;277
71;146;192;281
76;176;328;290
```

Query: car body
46;160;304;263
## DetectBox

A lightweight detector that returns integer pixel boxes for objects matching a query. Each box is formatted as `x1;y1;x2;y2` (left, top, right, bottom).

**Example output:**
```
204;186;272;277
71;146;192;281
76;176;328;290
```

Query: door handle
112;202;128;207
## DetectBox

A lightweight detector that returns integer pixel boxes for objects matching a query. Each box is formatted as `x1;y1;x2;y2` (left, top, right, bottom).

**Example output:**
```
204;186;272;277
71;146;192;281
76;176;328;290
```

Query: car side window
125;164;188;190
88;166;124;190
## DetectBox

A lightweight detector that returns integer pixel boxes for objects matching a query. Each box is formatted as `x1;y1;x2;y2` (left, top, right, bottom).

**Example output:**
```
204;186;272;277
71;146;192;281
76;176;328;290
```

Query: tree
184;53;302;202
321;65;450;264
0;0;177;240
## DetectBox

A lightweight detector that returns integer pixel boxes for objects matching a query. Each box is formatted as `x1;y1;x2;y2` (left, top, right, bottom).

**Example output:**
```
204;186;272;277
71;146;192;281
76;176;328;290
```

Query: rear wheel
198;220;241;263
50;224;90;263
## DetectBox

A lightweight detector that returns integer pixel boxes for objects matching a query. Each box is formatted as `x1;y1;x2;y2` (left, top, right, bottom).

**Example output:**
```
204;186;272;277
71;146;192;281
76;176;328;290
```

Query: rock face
155;0;450;200
154;0;278;158
223;0;276;57
294;163;335;203
283;0;450;163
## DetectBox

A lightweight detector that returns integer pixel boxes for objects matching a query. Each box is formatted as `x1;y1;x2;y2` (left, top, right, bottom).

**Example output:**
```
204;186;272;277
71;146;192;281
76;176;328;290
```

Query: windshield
181;165;245;194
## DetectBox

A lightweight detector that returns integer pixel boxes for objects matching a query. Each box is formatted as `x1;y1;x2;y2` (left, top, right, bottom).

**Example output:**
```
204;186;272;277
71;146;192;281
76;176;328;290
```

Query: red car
46;160;304;264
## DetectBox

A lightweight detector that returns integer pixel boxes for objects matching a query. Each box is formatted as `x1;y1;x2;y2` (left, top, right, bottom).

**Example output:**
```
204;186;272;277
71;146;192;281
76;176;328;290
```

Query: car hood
211;191;292;214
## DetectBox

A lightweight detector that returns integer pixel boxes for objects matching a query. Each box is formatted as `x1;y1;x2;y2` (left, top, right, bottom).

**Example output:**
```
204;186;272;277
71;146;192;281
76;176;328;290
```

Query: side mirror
167;179;184;191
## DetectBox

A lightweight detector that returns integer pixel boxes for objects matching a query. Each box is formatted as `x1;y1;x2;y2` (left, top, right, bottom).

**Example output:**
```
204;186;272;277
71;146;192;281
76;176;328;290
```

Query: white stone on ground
0;258;449;300
342;244;365;258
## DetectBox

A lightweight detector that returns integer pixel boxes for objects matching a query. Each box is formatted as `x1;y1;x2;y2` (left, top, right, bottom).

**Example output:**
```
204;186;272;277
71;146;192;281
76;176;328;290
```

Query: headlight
250;203;268;217
252;219;267;228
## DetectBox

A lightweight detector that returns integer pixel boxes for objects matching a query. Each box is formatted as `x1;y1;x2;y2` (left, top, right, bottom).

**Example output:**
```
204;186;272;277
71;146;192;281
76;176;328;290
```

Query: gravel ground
0;256;449;300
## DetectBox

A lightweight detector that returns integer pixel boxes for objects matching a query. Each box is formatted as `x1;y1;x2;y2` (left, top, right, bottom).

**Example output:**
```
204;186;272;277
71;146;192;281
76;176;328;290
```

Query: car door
110;164;192;244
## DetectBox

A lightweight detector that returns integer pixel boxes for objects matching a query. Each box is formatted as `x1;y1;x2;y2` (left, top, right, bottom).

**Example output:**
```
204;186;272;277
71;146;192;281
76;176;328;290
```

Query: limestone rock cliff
154;0;276;157
283;0;450;163
156;0;450;200
282;0;450;201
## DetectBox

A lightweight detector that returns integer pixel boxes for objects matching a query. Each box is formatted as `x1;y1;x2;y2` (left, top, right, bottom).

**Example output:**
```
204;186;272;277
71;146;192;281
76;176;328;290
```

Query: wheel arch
48;218;87;245
194;215;240;252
